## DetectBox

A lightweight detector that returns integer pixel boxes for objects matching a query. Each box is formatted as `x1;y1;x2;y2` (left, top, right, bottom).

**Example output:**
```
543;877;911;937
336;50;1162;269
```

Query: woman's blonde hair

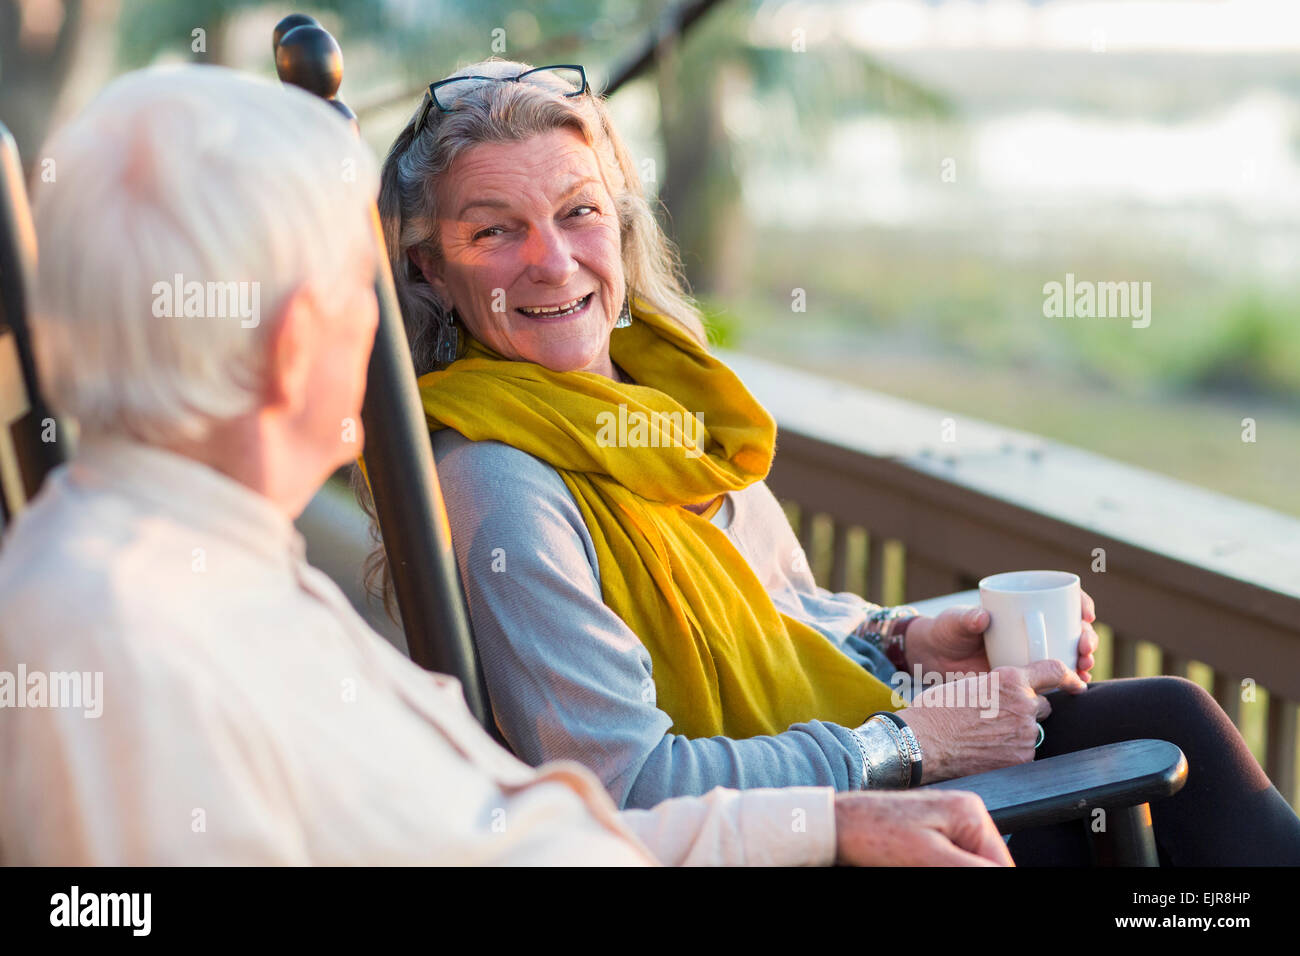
358;59;705;616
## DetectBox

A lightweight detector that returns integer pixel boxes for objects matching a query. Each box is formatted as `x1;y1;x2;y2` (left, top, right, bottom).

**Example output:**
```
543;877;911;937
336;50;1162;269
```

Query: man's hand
833;790;1013;866
905;589;1100;682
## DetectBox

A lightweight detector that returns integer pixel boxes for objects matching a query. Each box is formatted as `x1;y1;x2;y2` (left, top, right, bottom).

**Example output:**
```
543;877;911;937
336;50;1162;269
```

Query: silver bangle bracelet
851;716;912;789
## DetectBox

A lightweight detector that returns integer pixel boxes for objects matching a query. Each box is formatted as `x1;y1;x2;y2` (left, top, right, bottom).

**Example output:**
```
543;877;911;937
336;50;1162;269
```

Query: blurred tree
2;0;947;303
112;0;948;304
650;1;950;298
0;0;85;174
117;0;387;68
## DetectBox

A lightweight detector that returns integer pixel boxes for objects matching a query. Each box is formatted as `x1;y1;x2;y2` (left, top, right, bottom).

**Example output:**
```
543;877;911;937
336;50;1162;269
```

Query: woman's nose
521;223;578;286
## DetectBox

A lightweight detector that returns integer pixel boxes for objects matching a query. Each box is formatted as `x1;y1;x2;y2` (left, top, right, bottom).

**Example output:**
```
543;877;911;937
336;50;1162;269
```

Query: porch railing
721;350;1300;809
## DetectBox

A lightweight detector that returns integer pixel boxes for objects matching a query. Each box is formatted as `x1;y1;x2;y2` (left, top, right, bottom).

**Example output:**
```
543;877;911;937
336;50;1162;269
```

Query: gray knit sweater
431;428;899;810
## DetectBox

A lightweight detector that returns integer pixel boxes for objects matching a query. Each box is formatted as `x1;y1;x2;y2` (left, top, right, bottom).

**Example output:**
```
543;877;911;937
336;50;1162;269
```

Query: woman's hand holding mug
898;660;1087;783
905;583;1099;682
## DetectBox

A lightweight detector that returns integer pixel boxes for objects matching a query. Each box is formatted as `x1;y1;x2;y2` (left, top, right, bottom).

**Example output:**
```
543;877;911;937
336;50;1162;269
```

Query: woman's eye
568;204;597;219
472;226;503;241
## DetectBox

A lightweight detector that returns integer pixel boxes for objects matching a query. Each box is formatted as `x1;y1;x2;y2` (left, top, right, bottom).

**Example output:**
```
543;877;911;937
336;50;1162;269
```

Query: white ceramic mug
978;570;1082;669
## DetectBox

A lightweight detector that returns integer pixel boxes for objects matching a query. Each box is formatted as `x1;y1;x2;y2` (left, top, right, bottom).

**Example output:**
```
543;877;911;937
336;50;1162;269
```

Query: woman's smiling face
418;126;625;378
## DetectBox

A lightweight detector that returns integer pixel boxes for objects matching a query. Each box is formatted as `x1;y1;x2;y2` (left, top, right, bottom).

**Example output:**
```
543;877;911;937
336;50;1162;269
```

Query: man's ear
408;244;449;302
264;283;317;415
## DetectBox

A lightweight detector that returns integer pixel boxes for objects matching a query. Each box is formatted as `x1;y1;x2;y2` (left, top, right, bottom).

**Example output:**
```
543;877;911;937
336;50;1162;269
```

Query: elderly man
0;64;1009;866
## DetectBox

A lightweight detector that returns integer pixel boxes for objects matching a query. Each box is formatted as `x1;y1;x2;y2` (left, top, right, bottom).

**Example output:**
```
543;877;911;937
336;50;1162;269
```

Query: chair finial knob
272;13;319;54
274;21;343;102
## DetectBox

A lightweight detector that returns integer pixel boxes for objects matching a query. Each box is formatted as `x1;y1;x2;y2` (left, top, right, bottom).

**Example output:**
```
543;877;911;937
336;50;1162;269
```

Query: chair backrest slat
0;122;65;529
270;19;494;731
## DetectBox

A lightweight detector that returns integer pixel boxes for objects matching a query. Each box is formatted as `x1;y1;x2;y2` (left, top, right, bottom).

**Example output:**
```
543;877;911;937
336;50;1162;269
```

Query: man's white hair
31;64;380;443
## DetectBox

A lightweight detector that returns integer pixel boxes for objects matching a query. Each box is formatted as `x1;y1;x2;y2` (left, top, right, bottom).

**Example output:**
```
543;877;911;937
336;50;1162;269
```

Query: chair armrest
926;739;1187;833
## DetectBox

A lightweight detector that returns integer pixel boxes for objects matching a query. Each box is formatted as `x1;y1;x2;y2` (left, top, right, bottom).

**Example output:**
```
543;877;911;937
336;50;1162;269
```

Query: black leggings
1006;676;1300;866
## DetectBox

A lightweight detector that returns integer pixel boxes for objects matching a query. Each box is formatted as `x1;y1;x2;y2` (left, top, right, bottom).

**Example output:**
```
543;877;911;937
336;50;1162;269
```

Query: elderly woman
369;59;1300;865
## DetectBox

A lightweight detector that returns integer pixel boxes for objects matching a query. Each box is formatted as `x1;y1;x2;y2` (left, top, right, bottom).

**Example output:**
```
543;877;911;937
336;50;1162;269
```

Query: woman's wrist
891;706;953;785
893;613;920;669
858;605;921;671
850;713;923;789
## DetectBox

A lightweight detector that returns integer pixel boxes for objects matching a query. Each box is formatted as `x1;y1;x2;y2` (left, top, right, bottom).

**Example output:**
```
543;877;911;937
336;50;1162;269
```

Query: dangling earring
614;299;633;328
435;308;461;364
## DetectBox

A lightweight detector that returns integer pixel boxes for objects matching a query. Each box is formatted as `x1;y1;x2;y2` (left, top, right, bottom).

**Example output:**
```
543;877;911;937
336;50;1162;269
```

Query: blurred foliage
116;0;651;76
727;223;1300;402
698;297;740;348
110;0;949;301
44;0;1300;416
644;1;950;296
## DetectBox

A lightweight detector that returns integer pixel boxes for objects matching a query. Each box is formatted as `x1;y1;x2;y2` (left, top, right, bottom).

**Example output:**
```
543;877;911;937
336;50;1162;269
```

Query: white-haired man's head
31;64;381;513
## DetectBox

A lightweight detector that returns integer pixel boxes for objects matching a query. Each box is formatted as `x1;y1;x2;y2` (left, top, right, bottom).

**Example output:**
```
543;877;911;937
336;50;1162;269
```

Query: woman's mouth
516;292;594;322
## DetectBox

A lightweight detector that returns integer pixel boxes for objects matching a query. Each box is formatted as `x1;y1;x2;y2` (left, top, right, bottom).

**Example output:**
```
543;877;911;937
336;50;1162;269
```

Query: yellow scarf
418;302;897;738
